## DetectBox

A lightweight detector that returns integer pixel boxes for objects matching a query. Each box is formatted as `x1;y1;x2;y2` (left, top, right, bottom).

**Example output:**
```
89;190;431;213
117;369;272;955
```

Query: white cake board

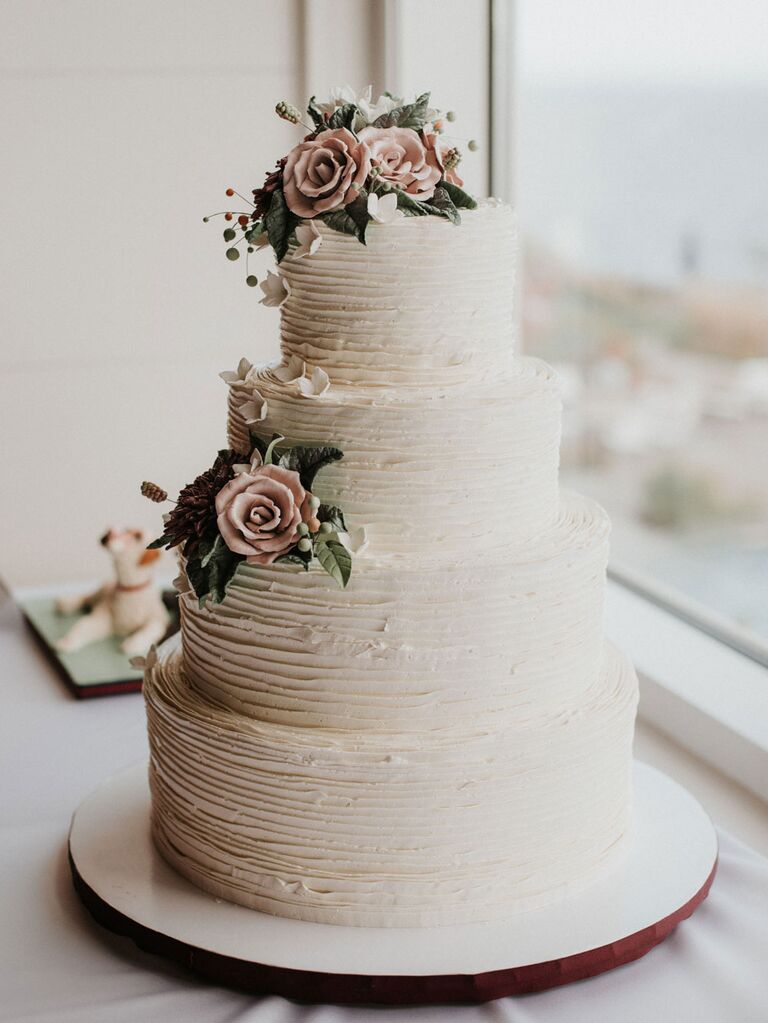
68;761;717;1004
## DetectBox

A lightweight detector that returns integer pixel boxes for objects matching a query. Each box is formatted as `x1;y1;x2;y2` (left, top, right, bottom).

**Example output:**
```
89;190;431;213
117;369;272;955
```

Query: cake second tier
226;354;561;557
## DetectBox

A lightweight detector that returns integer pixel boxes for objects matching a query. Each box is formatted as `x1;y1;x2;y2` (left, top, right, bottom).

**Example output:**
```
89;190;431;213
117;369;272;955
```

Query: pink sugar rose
444;165;464;187
215;464;315;565
359;126;442;201
282;128;371;218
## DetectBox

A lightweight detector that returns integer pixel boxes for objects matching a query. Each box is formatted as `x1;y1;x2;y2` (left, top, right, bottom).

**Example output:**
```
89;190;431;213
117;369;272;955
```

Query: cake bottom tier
144;639;638;928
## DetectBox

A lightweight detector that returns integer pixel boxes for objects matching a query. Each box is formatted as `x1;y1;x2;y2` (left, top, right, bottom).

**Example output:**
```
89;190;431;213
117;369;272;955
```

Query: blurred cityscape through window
517;0;768;642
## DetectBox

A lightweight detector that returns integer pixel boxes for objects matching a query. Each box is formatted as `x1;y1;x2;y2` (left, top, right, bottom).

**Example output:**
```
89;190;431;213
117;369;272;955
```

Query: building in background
517;0;768;640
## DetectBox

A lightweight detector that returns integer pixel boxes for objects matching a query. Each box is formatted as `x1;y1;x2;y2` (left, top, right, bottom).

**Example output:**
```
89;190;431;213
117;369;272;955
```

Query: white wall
0;0;490;586
0;0;297;586
388;0;490;194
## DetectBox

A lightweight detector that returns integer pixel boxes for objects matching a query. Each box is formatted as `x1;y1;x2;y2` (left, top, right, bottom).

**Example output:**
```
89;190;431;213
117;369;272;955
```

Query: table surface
2;591;767;1022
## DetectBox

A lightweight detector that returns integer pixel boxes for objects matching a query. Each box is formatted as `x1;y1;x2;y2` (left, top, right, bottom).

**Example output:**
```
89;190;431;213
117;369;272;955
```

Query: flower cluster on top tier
142;435;357;604
205;87;478;283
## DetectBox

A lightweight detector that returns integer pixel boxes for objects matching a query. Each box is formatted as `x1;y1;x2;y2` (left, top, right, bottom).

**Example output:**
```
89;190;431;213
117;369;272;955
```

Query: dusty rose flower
425;132;465;188
422;128;443;164
282;128;370;218
423;130;465;188
444;165;464;187
359;126;442;201
215;465;315;565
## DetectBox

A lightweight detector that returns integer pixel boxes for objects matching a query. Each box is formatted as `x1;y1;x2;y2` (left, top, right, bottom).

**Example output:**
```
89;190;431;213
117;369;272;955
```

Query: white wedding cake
142;89;638;928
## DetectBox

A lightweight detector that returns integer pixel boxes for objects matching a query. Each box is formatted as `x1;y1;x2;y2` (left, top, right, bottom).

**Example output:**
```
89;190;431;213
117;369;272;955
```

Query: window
515;0;768;649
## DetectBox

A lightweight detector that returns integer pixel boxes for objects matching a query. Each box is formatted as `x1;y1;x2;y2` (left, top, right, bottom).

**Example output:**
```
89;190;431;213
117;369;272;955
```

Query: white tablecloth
1;592;767;1022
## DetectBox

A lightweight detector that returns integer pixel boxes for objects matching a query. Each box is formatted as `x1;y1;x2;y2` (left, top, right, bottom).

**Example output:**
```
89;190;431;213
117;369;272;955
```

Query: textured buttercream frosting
145;638;636;926
145;202;640;927
277;202;517;387
227;355;561;556
179;492;609;730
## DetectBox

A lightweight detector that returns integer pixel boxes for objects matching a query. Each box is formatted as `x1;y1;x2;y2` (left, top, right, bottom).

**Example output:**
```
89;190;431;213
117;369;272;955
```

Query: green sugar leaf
199;533;223;568
248;432;269;460
345;190;370;242
372;91;430;130
185;539;242;606
439;179;478;210
315;536;352;588
263;189;299;262
247;221;267;244
307;95;325;129
319;208;359;238
425;185;461;225
264;433;286;465
275;549;312;570
317;503;348;533
278;444;344;490
320;192;369;245
184;551;209;606
206;547;242;603
352;107;370;133
327;103;358;131
394;190;430;217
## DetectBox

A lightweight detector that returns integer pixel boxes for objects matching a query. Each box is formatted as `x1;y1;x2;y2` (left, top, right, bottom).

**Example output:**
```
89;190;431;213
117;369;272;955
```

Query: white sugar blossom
233;448;264;475
358;89;399;123
319;85;399;123
317;84;358;115
297;365;330;399
129;644;158;671
367;191;404;225
293;222;323;259
338;526;368;555
172;574;191;596
238;388;268;424
219;357;253;385
272;354;305;383
259;270;290;308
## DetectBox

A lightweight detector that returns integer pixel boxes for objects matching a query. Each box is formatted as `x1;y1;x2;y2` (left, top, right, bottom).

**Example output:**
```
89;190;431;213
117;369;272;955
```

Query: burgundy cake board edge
68;846;717;1005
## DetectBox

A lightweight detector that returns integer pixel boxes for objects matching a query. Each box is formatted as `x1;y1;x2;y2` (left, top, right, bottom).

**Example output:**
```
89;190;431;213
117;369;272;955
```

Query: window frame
488;0;768;794
605;578;768;802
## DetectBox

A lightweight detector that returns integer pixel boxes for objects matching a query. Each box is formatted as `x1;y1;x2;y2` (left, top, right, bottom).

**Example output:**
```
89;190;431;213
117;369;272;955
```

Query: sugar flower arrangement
205;86;478;285
142;435;355;605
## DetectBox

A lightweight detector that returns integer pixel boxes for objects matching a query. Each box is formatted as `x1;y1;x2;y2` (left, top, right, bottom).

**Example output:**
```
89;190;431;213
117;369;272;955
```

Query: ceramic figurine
55;528;169;655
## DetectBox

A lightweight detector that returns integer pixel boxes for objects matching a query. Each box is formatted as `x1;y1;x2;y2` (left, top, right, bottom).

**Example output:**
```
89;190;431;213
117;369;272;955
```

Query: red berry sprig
203;188;262;288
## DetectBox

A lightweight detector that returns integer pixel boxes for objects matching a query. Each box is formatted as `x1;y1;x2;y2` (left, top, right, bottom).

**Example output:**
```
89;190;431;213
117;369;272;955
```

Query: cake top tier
277;201;515;386
204;86;515;386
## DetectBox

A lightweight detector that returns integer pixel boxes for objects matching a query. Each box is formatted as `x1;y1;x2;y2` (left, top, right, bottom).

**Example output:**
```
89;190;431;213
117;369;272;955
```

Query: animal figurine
55;528;170;656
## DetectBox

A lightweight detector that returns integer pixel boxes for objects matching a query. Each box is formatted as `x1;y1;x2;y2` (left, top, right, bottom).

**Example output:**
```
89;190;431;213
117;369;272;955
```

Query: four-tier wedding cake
141;88;638;928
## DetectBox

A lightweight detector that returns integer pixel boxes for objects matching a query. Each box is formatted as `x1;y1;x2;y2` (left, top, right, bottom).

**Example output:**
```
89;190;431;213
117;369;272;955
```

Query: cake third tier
179;491;609;731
